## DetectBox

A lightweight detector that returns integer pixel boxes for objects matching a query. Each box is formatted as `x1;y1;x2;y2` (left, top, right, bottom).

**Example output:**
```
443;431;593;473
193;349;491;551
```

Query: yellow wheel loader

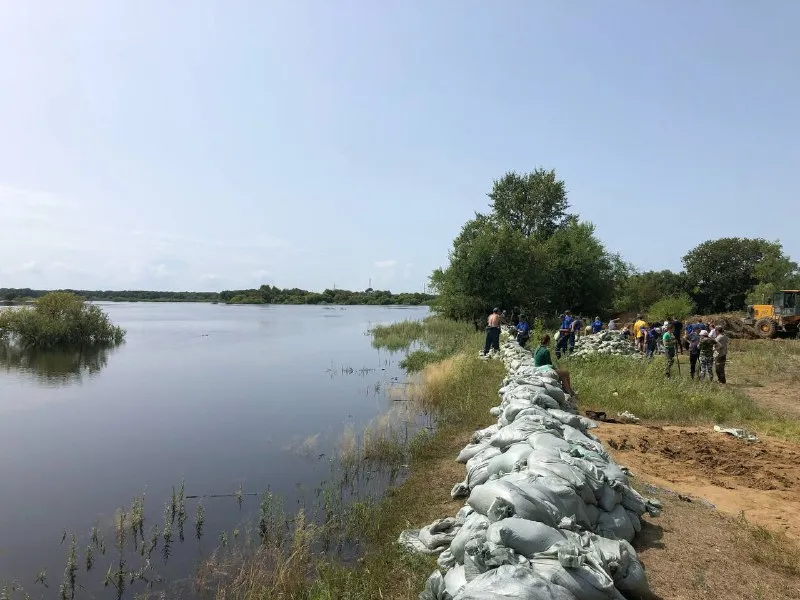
744;290;800;338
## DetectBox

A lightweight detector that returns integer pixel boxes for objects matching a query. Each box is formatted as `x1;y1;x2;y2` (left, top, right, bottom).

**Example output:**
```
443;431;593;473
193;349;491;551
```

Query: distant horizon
0;283;435;295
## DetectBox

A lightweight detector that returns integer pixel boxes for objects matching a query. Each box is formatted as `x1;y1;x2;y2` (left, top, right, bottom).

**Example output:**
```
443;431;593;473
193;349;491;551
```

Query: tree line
0;287;435;306
430;168;799;321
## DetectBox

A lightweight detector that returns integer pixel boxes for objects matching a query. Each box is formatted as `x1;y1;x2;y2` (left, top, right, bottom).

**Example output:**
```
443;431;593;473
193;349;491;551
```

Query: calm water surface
0;303;426;591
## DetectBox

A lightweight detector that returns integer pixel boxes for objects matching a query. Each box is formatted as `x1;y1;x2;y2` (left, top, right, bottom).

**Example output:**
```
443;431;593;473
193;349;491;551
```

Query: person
570;315;582;348
620;326;631;339
663;323;676;378
708;321;717;339
556;310;574;358
654;326;664;354
698;329;716;382
534;334;575;396
671;316;684;354
633;314;647;353
687;325;701;379
592;316;603;334
482;308;501;356
645;324;657;359
500;310;508;326
516;314;531;348
608;318;618;331
714;326;728;384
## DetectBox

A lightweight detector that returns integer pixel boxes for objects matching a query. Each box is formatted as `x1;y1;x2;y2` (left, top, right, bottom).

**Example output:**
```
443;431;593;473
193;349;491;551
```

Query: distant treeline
0;286;436;306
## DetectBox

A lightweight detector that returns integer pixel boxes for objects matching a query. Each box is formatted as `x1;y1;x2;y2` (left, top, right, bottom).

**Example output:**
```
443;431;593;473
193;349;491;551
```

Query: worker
698;330;716;382
687;326;701;379
534;334;575;396
556;310;574;358
516;314;531;348
608;318;618;331
663;323;676;378
671;316;684;354
633;314;647;353
592;316;603;334
482;308;501;356
714;326;729;384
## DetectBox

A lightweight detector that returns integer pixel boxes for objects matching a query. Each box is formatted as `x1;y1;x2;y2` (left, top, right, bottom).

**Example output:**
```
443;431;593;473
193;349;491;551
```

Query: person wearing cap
482;308;502;356
698;329;716;382
662;323;676;378
515;314;531;348
714;326;729;384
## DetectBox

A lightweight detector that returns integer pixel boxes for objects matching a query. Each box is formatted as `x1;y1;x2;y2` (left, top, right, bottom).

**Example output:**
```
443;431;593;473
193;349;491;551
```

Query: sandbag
444;565;467;598
467;479;560;526
457;441;491;464
595;504;636;542
486;443;531;476
420;569;450;600
454;564;578;600
486;518;569;557
528;431;571;454
489;416;551;449
530;555;624;600
450;512;490;562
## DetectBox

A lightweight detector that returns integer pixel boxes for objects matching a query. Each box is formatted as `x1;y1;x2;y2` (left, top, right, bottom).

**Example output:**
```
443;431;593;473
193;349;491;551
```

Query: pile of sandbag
570;331;639;358
403;340;659;600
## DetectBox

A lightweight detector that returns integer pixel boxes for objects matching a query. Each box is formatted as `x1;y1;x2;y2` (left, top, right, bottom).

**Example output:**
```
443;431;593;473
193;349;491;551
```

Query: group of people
627;315;729;382
481;307;730;387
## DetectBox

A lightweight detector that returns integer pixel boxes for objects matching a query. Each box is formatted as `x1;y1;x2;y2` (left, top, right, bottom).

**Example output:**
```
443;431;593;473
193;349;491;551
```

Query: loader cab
773;290;800;317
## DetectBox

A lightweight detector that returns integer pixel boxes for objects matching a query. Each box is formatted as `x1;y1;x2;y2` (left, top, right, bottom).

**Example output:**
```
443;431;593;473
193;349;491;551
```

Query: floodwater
0;303;426;593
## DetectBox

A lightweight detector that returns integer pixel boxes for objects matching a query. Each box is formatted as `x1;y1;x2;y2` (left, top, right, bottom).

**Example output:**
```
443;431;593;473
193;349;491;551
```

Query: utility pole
368;277;371;289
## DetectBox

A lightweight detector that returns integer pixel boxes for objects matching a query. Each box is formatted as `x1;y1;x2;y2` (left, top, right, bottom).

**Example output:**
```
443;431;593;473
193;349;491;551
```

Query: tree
488;168;573;239
614;270;689;313
647;294;695;322
683;238;798;313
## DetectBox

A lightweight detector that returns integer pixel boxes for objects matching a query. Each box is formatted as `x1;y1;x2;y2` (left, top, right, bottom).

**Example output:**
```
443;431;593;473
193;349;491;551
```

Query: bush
0;292;125;349
647;294;695;322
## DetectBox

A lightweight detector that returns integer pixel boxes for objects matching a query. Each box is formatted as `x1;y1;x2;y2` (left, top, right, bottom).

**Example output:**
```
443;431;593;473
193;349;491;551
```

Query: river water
0;303;426;593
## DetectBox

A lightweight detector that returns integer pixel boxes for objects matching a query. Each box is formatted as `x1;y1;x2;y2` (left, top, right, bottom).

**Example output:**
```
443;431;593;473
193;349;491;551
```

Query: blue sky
1;1;798;293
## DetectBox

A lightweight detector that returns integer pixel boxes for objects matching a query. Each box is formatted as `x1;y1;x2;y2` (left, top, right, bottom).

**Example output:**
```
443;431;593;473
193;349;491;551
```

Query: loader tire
755;318;777;339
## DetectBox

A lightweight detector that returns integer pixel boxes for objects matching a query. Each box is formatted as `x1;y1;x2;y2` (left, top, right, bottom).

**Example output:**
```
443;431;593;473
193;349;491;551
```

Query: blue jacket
517;321;530;336
560;316;574;332
592;319;602;333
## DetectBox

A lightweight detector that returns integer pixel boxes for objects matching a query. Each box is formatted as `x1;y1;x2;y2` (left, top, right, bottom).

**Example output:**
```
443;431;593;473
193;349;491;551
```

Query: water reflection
0;342;114;385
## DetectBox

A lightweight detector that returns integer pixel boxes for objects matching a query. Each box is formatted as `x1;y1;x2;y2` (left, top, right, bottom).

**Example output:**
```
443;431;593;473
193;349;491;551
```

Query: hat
493;307;499;313
715;325;723;331
663;321;670;327
699;330;708;337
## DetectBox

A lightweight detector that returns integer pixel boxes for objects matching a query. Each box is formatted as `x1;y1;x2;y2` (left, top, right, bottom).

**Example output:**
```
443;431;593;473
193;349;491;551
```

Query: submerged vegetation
0;292;125;349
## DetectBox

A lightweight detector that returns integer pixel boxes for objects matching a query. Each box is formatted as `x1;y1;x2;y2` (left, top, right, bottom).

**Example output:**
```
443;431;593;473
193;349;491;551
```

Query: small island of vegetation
0;291;125;349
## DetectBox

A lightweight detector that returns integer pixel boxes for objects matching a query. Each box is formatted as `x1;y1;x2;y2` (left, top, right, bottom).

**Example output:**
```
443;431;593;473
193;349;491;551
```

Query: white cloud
374;259;397;269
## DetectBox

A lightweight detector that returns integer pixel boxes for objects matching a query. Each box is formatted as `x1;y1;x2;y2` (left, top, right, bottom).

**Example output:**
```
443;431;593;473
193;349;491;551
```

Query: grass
565;338;800;441
733;513;800;577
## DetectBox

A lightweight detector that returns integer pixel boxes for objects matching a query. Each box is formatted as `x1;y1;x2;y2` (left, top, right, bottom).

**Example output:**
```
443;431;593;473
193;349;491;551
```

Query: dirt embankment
595;423;800;539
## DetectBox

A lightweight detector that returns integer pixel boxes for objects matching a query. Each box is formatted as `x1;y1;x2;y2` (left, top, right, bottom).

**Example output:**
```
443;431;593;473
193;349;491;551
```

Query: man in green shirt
534;334;575;396
663;323;676;378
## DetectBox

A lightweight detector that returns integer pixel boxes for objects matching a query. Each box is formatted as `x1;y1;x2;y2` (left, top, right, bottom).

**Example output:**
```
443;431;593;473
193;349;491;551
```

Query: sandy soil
594;423;800;540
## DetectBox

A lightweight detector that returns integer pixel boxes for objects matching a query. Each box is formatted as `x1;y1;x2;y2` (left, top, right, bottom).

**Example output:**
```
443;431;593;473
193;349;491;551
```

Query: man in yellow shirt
633;314;647;353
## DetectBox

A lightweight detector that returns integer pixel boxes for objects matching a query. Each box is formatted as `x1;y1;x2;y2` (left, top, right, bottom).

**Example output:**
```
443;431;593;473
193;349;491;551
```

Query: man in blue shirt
515;314;531;348
556;310;574;358
592;316;603;334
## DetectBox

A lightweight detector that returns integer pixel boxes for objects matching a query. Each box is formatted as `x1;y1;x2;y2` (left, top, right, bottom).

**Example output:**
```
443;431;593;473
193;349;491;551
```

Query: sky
1;1;799;293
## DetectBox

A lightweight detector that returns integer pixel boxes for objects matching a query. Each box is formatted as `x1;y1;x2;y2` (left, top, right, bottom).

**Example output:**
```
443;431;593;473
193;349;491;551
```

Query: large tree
488;168;573;239
432;169;621;320
682;238;797;313
613;270;690;313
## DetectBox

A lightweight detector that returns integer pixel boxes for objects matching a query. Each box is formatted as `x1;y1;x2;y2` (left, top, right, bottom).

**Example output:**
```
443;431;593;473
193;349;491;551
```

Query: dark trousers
483;327;500;354
689;351;700;379
517;335;529;348
568;332;576;352
664;347;675;378
715;355;727;384
556;332;569;358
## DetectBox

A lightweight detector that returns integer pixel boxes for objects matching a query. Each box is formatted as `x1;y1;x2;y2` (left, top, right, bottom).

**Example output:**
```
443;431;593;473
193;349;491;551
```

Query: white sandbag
530;555;624;600
444;564;467;598
595;504;636;542
486;443;531;476
437;548;457;570
420;570;450;600
562;426;609;459
543;383;567;407
546;409;584;430
489;416;551;449
450;512;490;562
418;518;461;551
621;486;647;515
463;538;526;582
502;402;552;425
471;424;499;443
486;518;569;557
525;451;597;505
597;483;623;513
528;431;571;453
454;565;578;600
455;505;474;524
457;441;490;464
467;479;559;526
510;475;594;529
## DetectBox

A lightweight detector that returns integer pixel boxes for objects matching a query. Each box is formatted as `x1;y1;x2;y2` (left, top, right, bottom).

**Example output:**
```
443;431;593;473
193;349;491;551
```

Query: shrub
0;292;125;349
647;293;695;322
